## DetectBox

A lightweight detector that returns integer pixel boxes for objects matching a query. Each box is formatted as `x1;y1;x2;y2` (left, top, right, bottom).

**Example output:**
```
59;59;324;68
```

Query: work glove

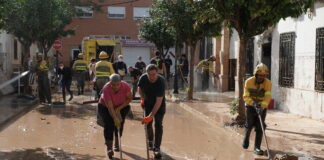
140;98;145;108
253;102;263;115
114;118;121;129
115;106;122;115
142;115;153;124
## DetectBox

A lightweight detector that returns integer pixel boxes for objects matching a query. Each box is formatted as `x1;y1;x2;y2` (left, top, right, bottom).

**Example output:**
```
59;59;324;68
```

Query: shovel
143;110;150;160
255;107;271;160
117;128;123;160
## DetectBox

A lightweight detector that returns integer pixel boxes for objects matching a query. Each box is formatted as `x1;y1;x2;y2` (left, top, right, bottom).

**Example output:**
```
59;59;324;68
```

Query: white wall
270;2;324;119
0;31;15;77
230;29;239;59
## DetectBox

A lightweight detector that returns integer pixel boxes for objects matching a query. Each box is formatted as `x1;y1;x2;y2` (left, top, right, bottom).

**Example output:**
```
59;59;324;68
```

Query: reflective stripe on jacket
243;76;272;108
73;60;88;71
95;60;115;77
197;59;213;72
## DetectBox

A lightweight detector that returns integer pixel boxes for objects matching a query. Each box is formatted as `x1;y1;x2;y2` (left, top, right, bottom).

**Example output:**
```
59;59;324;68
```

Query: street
0;95;255;160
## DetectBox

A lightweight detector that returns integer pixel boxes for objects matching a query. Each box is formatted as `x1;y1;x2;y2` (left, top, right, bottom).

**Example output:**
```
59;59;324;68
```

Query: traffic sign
53;40;62;50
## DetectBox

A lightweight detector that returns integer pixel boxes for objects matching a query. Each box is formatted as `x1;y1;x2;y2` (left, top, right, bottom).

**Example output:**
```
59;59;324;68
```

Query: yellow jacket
243;77;272;108
197;59;214;72
36;60;49;72
73;60;88;71
95;60;115;77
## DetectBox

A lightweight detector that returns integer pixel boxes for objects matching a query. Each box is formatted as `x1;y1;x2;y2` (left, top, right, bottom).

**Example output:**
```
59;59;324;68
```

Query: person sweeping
98;74;132;159
242;63;272;156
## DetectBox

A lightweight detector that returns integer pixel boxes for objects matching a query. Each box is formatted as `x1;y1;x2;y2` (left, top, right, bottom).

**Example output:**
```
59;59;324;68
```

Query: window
108;7;125;19
279;32;295;87
14;40;18;60
315;27;324;91
75;6;93;18
133;7;149;19
246;38;254;78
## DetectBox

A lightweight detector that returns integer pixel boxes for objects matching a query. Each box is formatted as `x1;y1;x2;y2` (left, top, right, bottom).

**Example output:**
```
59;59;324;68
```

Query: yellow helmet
99;51;109;59
78;53;84;59
253;63;269;75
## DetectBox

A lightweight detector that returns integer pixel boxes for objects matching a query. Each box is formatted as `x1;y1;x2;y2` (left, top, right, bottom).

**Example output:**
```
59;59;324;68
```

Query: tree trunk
173;43;181;94
236;38;248;124
188;42;196;100
21;43;31;94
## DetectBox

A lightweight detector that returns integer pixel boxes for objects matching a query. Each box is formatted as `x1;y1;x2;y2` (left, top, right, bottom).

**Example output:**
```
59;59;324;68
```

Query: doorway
262;43;271;79
228;59;237;91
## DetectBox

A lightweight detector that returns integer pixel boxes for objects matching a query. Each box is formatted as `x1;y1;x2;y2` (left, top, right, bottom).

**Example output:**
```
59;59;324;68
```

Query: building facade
60;0;154;68
214;2;324;119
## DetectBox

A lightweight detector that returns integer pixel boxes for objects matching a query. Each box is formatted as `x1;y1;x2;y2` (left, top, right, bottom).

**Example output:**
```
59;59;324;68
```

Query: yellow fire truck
81;35;122;62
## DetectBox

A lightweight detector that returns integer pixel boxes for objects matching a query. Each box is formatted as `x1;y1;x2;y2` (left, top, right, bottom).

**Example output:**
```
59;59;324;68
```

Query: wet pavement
1;90;323;160
173;93;324;160
0;94;38;132
0;95;256;160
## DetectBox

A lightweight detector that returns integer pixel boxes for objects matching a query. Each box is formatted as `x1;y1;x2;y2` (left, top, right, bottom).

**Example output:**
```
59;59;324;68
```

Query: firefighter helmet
253;63;269;75
78;53;84;59
99;51;109;59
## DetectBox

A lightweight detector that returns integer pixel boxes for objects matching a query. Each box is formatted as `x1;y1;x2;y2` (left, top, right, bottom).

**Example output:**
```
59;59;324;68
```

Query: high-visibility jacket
243;76;272;108
36;60;49;72
95;60;115;78
72;60;88;71
197;59;214;72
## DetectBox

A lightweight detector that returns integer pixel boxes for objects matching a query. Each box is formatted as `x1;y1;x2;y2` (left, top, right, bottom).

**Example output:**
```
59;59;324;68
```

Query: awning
96;39;115;46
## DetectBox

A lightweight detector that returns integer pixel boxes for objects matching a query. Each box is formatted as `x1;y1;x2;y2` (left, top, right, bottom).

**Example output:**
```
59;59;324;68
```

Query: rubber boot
114;135;119;152
242;128;252;149
148;141;154;151
62;88;66;103
153;147;162;159
105;140;114;159
254;131;264;155
68;92;73;101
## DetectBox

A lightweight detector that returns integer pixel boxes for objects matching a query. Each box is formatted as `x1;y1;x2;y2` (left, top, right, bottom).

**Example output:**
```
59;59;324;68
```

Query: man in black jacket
113;55;127;80
57;62;73;102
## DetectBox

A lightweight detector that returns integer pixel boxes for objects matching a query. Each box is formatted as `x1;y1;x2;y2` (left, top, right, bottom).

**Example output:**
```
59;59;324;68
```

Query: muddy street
0;98;256;160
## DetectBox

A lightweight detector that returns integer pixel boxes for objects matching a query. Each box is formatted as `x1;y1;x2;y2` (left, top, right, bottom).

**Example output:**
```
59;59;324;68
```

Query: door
228;59;237;91
122;47;150;68
262;43;271;79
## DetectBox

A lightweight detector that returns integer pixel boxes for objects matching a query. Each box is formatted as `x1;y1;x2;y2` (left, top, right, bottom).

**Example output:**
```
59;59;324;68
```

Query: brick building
59;0;154;67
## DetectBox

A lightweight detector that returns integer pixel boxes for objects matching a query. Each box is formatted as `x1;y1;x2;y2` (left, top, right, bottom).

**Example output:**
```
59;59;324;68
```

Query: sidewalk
170;91;324;160
0;94;38;131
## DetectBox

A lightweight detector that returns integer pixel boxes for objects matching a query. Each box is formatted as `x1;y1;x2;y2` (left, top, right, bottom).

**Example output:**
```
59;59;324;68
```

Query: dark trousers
132;80;138;98
75;71;85;94
244;106;267;149
144;104;166;149
98;103;130;142
202;70;209;91
38;72;51;103
61;80;72;101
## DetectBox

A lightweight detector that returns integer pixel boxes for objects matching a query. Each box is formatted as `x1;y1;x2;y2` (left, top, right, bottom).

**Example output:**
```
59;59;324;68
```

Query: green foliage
154;0;222;45
229;98;240;115
2;0;74;58
202;0;313;40
139;18;175;54
35;0;75;55
0;0;6;28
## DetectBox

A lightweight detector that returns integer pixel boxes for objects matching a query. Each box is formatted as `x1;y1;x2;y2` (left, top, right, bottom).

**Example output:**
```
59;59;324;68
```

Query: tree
0;0;6;28
35;0;74;59
139;18;175;57
202;0;312;122
156;0;222;99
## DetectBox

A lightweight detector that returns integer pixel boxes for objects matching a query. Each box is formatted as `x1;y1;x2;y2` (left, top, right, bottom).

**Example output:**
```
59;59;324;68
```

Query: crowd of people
34;50;272;159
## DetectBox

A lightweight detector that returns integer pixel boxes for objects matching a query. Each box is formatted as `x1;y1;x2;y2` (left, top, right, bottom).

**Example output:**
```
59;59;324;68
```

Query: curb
0;98;38;132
